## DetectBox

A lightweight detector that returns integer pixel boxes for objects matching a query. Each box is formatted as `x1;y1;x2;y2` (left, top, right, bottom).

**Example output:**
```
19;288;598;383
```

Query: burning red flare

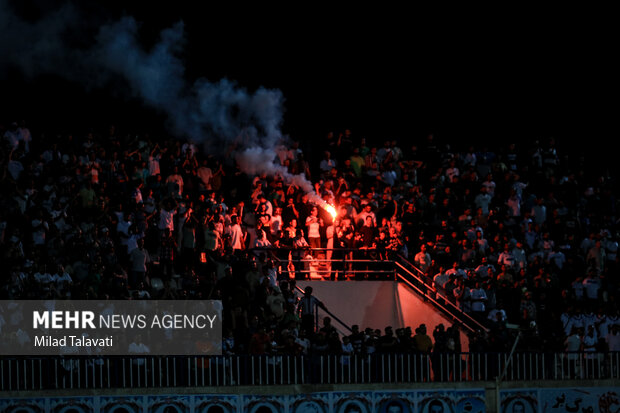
324;204;337;221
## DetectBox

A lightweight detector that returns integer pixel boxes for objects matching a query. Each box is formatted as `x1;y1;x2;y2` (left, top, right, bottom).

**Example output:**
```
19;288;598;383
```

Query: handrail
395;253;427;277
252;247;396;279
253;247;488;334
395;264;476;335
2;351;619;391
294;284;353;335
252;248;487;334
257;247;353;335
394;254;489;334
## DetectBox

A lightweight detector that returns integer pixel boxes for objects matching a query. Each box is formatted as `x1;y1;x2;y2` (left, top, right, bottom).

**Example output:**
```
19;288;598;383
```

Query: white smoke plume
236;146;331;209
0;1;328;205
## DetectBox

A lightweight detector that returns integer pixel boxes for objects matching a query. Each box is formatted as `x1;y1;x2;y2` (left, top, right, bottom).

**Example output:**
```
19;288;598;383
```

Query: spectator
414;244;432;274
297;286;326;335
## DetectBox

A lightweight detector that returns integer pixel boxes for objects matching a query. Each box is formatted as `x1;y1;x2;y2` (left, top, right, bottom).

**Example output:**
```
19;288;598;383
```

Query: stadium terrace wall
296;281;469;350
1;380;618;413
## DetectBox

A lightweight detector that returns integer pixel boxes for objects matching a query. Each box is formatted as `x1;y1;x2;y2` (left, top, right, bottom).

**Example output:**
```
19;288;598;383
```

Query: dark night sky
1;2;617;157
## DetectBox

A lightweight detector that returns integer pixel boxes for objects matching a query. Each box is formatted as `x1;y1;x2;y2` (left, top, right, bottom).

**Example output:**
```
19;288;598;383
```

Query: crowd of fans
1;119;620;361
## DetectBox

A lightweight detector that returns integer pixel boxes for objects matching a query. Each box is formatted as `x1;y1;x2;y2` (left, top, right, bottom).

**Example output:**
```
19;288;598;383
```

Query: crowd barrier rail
2;351;618;391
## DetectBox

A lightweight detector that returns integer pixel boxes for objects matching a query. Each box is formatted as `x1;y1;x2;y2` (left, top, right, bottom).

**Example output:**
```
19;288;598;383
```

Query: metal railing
253;248;488;335
394;254;489;334
2;351;618;391
252;247;397;280
293;284;353;336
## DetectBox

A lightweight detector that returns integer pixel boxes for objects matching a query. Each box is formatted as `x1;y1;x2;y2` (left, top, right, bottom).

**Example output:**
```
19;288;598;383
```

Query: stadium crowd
1;120;620;362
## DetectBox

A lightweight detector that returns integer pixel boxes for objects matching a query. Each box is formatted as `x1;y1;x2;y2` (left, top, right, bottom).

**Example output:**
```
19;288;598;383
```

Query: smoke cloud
0;1;329;205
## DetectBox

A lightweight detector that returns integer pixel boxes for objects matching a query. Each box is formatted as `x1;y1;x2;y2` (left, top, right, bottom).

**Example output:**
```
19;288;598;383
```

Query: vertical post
440;354;444;382
382;354;385;383
173;357;177;387
186;357;190;387
251;356;255;386
301;355;305;385
327;355;331;384
422;354;431;383
349;355;352;384
236;357;240;386
407;354;411;383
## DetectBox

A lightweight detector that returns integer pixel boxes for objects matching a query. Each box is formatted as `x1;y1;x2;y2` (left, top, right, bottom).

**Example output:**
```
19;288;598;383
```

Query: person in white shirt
565;327;583;377
547;246;566;270
582;325;599;377
158;198;177;233
606;324;620;352
433;267;450;293
226;215;245;251
165;166;184;199
305;206;323;251
253;229;272;250
475;257;495;279
571;277;585;302
414;244;432;274
270;207;283;240
445;261;466;279
470;280;488;322
130;239;150;288
197;159;213;191
445;160;460;183
582;272;601;303
488;307;507;324
482;174;496;198
34;265;53;291
595;311;610;340
568;310;586;337
148;146;163;177
512;242;527;270
506;188;521;217
128;335;150;366
341;336;354;366
497;244;516;270
319;151;337;176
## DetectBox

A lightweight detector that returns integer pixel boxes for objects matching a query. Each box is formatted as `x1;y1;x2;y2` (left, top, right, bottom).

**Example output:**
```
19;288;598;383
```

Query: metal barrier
2;352;619;391
293;284;353;336
252;247;396;280
394;254;489;334
253;248;487;335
